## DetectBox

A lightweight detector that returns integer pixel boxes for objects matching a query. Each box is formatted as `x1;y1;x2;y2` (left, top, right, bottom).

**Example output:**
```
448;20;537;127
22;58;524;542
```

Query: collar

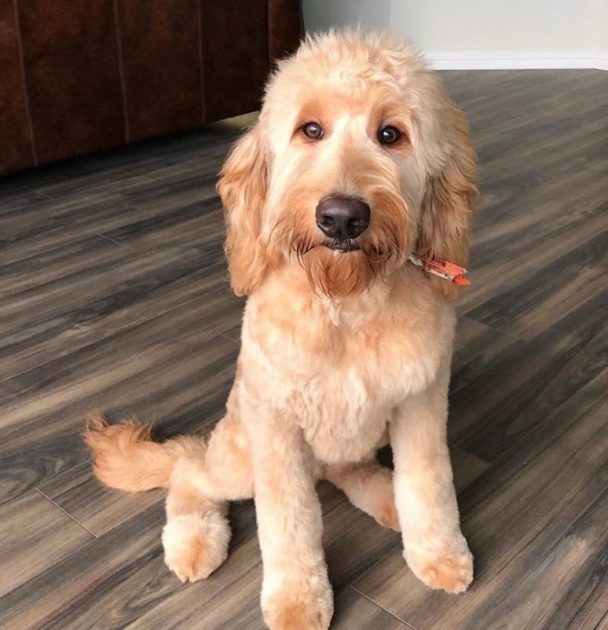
408;254;470;286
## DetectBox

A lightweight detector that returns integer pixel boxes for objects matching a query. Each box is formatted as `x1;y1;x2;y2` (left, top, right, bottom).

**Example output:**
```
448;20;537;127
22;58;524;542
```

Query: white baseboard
425;51;608;70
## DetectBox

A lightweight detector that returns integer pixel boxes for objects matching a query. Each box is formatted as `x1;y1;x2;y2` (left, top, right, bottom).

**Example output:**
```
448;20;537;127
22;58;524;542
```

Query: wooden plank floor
0;69;607;629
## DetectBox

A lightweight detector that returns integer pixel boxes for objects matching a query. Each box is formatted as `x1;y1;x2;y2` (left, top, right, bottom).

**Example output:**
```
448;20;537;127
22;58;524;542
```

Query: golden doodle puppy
85;30;478;629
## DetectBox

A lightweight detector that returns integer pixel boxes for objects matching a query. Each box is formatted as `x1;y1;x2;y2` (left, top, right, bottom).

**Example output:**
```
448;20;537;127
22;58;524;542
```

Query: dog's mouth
324;239;361;253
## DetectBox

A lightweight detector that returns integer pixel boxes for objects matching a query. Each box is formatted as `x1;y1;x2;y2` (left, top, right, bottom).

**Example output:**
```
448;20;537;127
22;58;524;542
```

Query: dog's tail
84;413;207;492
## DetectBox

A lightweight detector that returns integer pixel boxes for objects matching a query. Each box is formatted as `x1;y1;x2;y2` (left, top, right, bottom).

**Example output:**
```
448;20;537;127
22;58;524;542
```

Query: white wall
303;0;391;32
302;0;607;69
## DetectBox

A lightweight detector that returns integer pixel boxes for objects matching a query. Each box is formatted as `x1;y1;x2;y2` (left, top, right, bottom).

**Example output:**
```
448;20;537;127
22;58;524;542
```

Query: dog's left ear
217;125;270;296
416;103;478;299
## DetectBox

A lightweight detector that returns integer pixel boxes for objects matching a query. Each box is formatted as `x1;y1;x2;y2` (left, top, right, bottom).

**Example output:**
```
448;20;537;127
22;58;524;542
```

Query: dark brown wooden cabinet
0;0;302;174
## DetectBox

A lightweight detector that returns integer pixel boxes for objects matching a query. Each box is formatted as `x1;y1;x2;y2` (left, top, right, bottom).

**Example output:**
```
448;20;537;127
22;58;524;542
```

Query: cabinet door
0;0;35;173
116;0;203;142
200;0;269;122
268;0;303;61
18;0;125;164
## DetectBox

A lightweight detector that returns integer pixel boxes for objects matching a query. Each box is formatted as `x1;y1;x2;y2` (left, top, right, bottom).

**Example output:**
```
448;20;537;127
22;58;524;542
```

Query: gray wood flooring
0;69;607;629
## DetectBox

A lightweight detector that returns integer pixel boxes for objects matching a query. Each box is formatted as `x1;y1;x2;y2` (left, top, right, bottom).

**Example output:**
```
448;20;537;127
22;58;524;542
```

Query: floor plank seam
345;541;405;604
120;204;151;217
219;332;241;347
348;585;418;629
35;487;98;539
94;232;130;248
459;313;530;344
458;314;524;345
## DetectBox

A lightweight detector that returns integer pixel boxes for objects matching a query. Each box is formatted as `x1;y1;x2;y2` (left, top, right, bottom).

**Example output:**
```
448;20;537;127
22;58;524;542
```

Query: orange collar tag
408;254;470;286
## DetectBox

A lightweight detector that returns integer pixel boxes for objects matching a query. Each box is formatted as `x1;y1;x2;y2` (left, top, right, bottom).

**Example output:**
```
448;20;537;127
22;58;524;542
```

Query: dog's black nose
315;195;371;240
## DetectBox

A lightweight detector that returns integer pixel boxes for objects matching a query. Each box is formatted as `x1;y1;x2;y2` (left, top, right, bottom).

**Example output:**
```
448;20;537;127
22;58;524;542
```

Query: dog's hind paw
162;511;231;582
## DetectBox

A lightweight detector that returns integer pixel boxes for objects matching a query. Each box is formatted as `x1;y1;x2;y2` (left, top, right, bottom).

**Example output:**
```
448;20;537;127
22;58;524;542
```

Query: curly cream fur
85;30;477;630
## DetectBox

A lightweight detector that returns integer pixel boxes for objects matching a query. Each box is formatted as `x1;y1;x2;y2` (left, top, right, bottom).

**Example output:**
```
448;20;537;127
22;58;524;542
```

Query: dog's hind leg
162;461;232;582
325;461;400;531
161;413;254;582
85;410;254;582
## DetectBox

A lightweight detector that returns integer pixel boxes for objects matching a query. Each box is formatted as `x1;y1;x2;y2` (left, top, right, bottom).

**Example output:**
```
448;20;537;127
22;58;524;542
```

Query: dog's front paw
162;511;231;582
262;571;333;630
406;542;473;594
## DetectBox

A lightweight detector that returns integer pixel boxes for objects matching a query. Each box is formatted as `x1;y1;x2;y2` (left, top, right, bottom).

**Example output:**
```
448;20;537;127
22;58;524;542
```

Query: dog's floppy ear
217;125;269;296
416;104;478;299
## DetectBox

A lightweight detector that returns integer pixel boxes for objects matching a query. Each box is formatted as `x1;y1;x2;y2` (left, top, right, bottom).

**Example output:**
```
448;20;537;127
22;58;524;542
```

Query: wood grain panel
0;503;168;628
0;332;239;501
200;0;269;121
18;0;125;163
268;0;303;61
116;0;203;140
0;0;34;171
38;462;166;537
0;490;93;597
451;321;608;461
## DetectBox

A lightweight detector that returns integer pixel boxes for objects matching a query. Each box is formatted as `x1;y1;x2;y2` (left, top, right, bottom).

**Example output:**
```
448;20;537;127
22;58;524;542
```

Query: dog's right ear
217;125;269;296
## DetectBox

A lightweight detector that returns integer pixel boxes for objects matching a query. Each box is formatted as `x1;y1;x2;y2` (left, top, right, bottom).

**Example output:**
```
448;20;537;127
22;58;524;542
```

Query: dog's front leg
390;363;473;594
246;407;333;630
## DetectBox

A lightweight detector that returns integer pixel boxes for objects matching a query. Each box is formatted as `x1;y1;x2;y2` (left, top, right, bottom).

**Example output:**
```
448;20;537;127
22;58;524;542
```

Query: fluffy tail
84;413;207;493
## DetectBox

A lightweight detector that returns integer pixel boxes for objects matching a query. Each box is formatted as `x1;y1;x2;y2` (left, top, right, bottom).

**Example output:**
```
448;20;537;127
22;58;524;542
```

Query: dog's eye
377;126;401;146
302;122;324;140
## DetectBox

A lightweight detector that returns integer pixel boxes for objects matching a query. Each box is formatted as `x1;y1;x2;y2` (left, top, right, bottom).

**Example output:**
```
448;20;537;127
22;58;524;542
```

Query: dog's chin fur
293;235;406;298
300;246;377;297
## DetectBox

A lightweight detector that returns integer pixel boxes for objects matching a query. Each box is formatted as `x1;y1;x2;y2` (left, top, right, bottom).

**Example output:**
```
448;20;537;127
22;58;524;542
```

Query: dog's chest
295;361;393;463
242;276;454;463
246;316;450;464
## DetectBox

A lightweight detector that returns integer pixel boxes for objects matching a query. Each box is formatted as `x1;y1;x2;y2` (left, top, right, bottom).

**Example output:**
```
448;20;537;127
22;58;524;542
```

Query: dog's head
218;31;477;299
